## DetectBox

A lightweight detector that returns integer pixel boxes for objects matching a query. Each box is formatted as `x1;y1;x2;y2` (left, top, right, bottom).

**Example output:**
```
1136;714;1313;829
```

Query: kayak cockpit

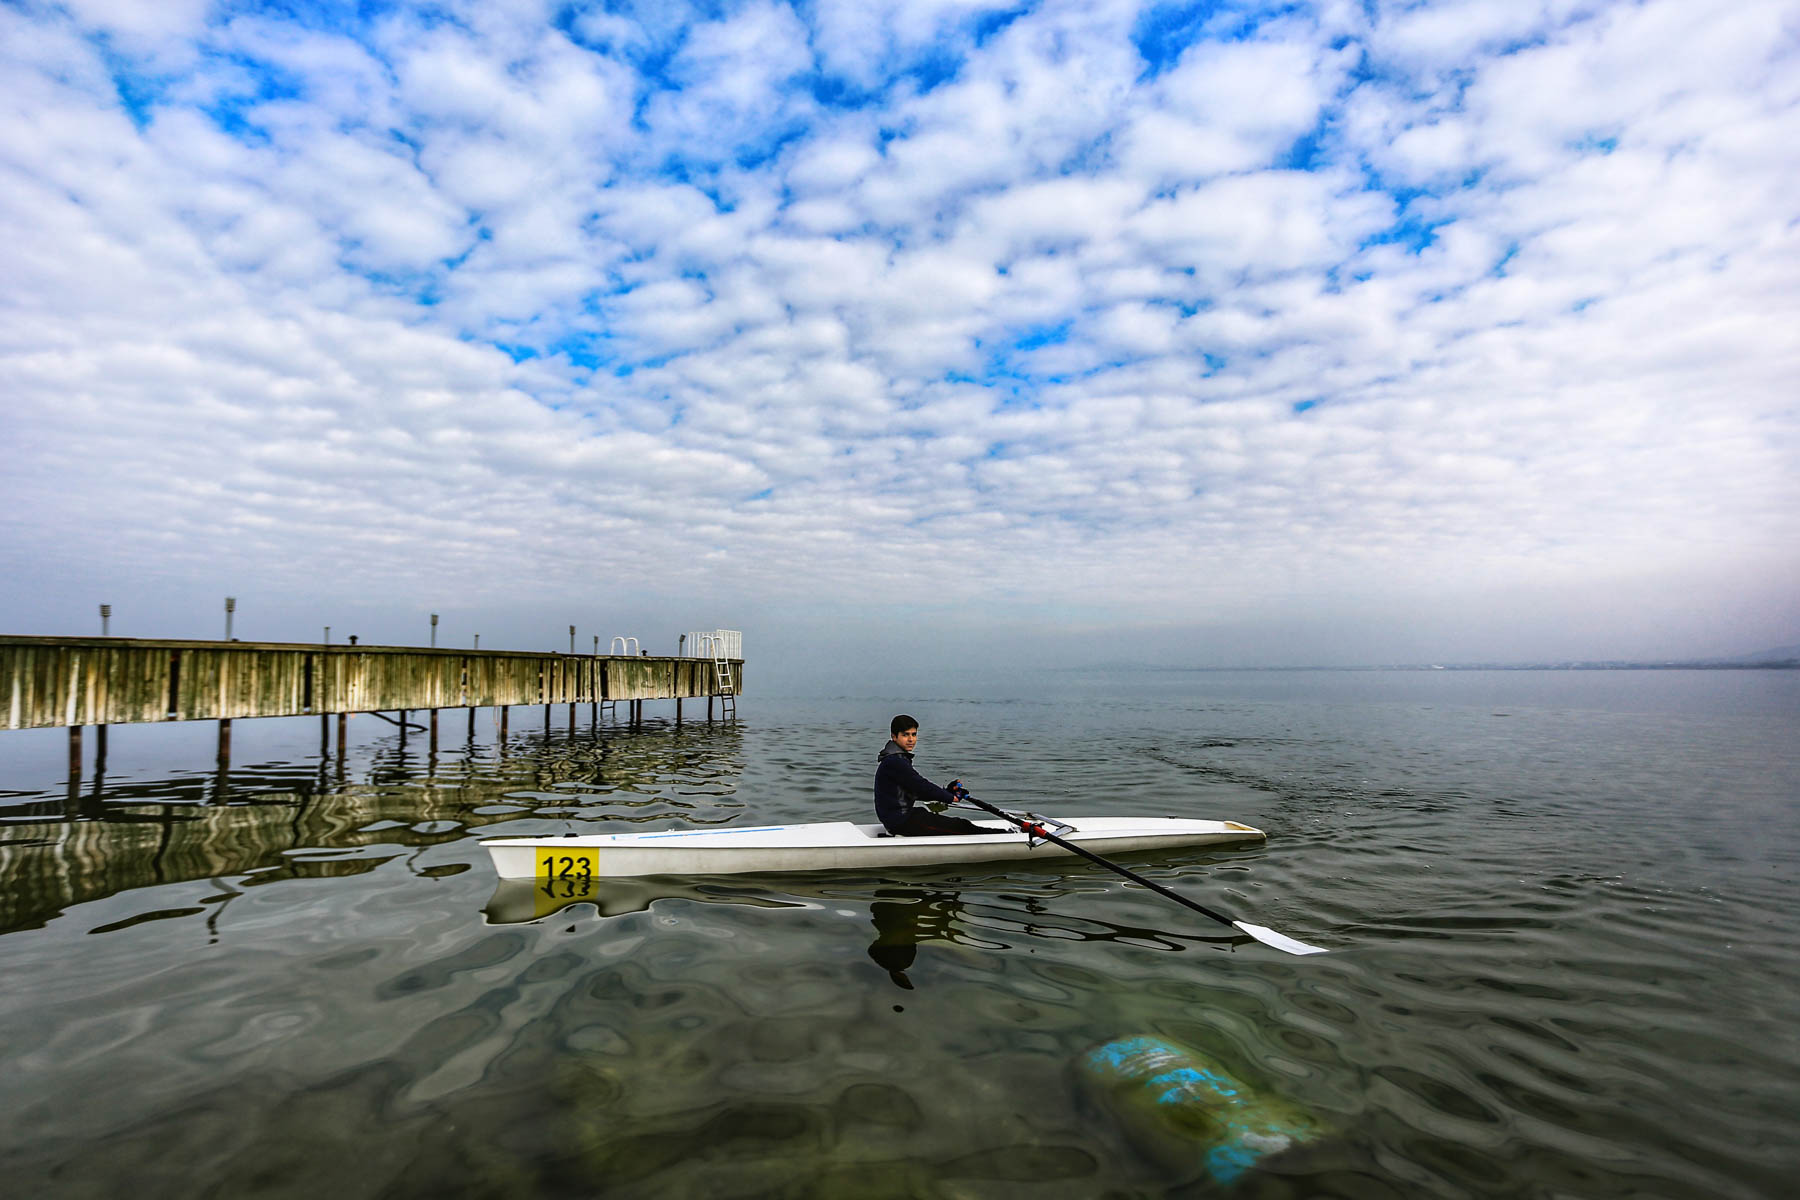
853;820;1016;840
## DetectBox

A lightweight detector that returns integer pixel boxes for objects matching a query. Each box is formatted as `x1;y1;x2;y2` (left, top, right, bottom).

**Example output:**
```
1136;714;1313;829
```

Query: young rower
875;715;1008;836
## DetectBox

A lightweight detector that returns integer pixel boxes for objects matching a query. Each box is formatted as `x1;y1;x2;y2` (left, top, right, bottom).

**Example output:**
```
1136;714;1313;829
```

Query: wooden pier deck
2;636;743;731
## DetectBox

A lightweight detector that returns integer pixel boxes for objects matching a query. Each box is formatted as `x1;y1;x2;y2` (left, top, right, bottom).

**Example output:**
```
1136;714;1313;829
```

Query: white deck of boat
483;816;1255;848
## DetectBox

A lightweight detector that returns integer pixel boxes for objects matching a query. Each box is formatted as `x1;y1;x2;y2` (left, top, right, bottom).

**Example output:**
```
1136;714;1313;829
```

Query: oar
956;793;1329;956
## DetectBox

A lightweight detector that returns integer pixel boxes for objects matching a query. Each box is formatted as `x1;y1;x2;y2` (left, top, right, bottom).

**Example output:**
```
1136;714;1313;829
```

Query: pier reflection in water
0;710;746;936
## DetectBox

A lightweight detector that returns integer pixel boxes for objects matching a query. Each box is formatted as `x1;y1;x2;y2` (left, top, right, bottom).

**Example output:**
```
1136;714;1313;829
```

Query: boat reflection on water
483;873;809;922
864;885;1249;988
486;871;1252;988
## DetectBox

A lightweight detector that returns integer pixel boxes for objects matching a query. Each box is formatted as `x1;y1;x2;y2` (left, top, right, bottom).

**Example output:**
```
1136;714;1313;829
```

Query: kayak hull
482;816;1265;880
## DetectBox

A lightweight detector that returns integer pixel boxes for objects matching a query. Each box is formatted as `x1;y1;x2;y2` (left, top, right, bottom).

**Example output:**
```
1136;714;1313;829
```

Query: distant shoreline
1085;661;1800;673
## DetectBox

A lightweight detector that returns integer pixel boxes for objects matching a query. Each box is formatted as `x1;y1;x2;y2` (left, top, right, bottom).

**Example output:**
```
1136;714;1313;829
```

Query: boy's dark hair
890;714;918;737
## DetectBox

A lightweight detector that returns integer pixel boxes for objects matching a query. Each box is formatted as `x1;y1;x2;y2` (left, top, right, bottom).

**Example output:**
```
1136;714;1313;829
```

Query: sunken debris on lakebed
1077;1034;1329;1188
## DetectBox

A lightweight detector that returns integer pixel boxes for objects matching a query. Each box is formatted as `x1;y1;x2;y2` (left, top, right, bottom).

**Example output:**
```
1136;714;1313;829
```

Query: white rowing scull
482;816;1265;880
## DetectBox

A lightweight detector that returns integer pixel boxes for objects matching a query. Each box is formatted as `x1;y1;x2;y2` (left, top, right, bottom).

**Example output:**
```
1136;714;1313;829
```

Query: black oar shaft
960;796;1240;931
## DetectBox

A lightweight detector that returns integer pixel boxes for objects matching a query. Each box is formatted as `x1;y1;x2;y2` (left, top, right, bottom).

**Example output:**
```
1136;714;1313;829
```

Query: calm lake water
1;669;1796;1198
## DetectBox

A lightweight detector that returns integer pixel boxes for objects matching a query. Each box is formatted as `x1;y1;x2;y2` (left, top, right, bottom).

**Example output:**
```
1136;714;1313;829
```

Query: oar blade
1232;921;1330;956
963;793;1332;957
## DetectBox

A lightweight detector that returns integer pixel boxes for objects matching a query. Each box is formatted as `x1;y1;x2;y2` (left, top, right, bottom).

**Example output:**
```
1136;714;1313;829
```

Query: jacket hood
878;738;911;761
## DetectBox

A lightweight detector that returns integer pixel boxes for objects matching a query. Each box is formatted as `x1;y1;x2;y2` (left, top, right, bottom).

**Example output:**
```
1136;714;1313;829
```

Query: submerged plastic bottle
1078;1034;1326;1188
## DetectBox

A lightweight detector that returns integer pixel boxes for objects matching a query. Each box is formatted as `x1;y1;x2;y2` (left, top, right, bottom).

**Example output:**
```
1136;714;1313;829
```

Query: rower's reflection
866;887;990;990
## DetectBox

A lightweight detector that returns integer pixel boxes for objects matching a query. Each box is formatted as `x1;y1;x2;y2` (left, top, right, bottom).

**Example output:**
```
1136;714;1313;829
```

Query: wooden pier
2;636;743;763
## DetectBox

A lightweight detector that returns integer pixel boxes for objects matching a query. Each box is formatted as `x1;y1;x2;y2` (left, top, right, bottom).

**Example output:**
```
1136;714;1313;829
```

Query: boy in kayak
876;715;1008;836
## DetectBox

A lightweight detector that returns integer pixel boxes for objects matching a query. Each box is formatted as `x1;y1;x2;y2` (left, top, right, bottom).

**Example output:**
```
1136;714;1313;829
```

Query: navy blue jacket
874;740;959;833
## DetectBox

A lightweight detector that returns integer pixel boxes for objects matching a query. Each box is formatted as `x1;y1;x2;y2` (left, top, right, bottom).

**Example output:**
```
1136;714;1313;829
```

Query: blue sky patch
902;46;965;94
1132;1;1237;76
972;5;1033;45
545;332;611;371
93;45;168;130
215;1;399;37
1011;321;1072;352
1571;133;1619;155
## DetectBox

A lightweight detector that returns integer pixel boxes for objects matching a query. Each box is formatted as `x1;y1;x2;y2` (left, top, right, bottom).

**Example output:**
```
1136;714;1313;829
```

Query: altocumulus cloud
1;0;1797;664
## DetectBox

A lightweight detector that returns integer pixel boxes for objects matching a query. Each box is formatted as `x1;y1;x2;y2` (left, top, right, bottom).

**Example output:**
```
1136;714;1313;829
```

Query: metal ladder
705;635;737;718
601;636;638;722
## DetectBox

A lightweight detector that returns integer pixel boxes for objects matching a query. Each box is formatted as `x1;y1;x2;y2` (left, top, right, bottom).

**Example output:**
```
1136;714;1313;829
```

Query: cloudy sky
3;0;1797;679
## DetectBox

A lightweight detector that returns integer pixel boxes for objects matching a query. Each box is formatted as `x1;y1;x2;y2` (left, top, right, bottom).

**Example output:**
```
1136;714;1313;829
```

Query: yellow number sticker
535;848;598;913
